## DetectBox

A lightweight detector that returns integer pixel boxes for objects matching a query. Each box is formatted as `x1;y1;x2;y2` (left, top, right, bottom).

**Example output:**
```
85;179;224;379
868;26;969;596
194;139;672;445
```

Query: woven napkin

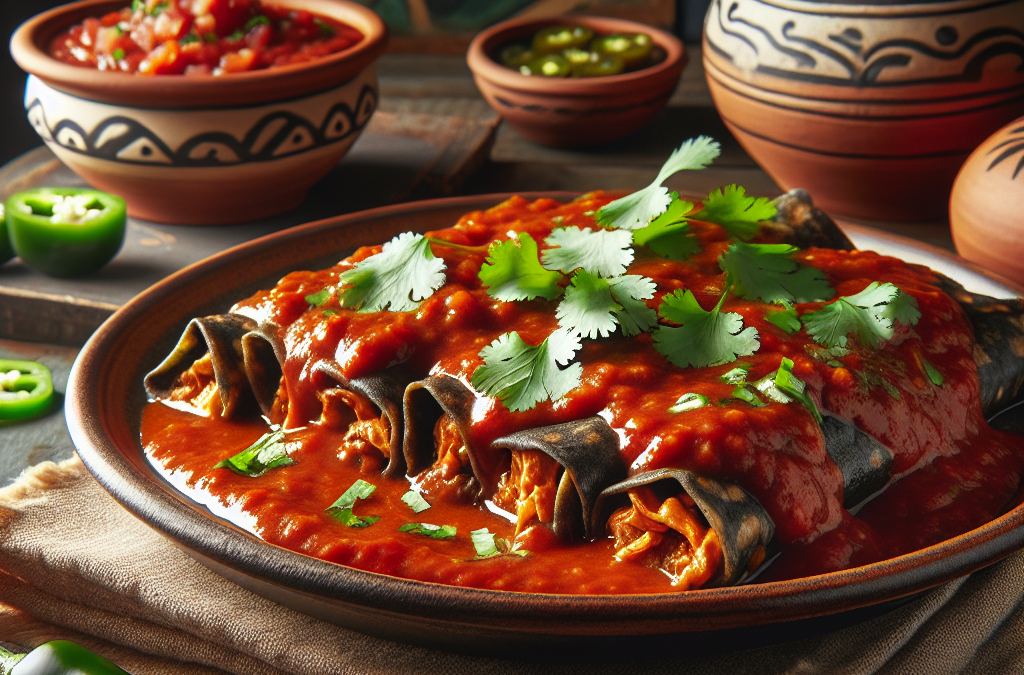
1;456;1022;675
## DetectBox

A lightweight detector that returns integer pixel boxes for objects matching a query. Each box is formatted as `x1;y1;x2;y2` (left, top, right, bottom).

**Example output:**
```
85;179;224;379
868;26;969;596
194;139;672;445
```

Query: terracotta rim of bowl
10;0;388;108
467;16;685;97
66;192;1024;640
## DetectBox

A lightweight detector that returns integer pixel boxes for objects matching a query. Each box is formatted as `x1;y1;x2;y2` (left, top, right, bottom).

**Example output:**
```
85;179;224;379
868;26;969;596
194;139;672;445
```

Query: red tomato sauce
48;0;363;76
141;193;1024;594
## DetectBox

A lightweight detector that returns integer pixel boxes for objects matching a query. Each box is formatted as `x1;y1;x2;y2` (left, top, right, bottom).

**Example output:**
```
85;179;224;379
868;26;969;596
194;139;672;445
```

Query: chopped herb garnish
732;385;766;407
179;32;199;44
753;373;791;404
720;367;748;384
203;32;218;43
471;528;500;557
131;0;144;10
479;232;564;302
326;479;380;528
314;17;335;35
322;309;337;317
654;289;759;369
399;523;456;539
696;185;776;240
766;303;801;334
214;430;294;477
923;360;944;386
773;358;821;424
719;242;834;304
471;328;582;412
669;392;709;413
245;15;271;30
595;136;721;231
802;282;919;349
337;232;446;313
112;48;125;61
401;489;431;513
228;29;245;41
305;287;332;308
149;1;169;15
542;226;634;278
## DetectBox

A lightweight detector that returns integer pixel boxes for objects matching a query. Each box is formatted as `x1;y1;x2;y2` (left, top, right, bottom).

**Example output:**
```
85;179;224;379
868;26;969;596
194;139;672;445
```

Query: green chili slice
0;359;54;422
0;640;129;675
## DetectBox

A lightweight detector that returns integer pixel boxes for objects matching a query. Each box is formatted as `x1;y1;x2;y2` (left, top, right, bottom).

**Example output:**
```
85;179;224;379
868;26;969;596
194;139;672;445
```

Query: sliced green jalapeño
5;188;127;278
0;640;129;675
0;359;54;421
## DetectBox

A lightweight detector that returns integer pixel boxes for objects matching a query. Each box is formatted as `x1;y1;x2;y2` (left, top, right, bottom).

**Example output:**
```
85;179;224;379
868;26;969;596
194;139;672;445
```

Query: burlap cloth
1;457;1022;675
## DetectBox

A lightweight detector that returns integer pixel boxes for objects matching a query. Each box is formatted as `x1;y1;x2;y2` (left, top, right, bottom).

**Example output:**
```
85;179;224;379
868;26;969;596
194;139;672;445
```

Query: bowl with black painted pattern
702;0;1024;222
10;0;387;225
467;16;686;148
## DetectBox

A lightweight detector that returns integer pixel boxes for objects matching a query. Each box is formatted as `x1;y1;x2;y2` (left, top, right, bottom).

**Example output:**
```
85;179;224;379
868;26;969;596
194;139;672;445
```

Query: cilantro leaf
595;136;721;231
542;226;634;278
773;358;822;424
923;359;944;386
338;232;446;312
697;185;776;240
326;479;380;528
305;288;332;308
719;242;834;304
398;523;456;540
802;282;916;349
557;270;621;339
214;430;294;477
478;232;564;302
471;328;582;412
654;290;759;368
608;275;658;336
401;490;431;513
765;302;801;333
633;194;701;260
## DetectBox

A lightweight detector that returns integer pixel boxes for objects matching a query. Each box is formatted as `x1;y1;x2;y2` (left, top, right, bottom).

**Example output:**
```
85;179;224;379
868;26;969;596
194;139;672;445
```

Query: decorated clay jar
951;116;1024;285
703;0;1024;222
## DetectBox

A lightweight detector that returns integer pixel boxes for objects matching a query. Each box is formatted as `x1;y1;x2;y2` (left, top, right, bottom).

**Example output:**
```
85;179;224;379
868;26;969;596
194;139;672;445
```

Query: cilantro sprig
653;290;759;369
595;136;721;230
719;242;834;304
696;185;777;240
471;329;582;412
542;226;634;278
479;232;563;301
802;282;920;349
337;232;446;312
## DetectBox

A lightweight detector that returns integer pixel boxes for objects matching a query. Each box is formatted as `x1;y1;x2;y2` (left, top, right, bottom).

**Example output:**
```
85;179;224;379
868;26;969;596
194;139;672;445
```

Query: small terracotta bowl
467;16;685;148
951;117;1024;285
703;0;1024;222
10;0;387;225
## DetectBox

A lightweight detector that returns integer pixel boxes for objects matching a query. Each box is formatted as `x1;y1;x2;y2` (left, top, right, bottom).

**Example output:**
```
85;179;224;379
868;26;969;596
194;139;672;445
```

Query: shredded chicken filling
168;353;222;416
414;414;479;503
607;486;724;590
320;388;391;474
492;450;561;535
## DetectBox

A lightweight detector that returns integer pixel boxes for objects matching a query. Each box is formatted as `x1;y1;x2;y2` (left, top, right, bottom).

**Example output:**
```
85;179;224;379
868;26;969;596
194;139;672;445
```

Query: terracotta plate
65;194;1024;658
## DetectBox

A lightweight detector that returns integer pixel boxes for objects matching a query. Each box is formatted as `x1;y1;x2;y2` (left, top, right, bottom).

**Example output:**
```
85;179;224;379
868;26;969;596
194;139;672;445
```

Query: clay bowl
951;116;1024;285
10;0;387;225
702;0;1024;222
467;16;685;148
66;192;1024;657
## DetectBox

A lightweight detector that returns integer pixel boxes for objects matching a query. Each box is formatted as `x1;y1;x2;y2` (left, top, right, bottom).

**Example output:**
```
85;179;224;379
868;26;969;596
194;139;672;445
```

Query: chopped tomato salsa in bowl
10;0;386;223
49;0;365;76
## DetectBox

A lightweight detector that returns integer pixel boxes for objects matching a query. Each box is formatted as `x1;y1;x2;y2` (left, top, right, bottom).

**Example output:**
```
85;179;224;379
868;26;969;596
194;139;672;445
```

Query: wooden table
0;52;956;486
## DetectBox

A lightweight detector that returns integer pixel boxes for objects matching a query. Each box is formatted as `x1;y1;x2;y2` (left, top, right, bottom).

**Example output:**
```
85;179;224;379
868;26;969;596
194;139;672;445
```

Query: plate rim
65;192;1024;641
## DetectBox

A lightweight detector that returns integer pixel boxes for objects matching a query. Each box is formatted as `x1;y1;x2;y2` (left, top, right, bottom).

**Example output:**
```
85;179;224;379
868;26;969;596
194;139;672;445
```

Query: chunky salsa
48;0;363;76
141;183;1024;594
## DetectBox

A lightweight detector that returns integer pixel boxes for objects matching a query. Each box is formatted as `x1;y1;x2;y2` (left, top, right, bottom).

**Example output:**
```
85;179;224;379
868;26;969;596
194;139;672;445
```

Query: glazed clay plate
66;194;1024;657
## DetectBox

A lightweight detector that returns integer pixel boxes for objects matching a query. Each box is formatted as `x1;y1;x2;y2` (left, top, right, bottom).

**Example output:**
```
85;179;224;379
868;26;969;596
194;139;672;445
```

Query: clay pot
10;0;387;225
467;16;686;148
703;0;1024;222
951;116;1024;285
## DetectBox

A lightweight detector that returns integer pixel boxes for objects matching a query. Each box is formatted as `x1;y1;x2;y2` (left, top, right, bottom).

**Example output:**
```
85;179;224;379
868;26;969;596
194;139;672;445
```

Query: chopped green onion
180;32;199;45
245;15;271;30
401;490;431;513
398;523;456;540
753;373;791;404
732;385;766;407
326;479;380;528
923;360;944;386
774;358;822;424
228;29;245;41
305;288;332;308
202;32;218;43
314;18;335;35
668;392;708;413
112;48;125;61
720;367;748;385
322;310;337;318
